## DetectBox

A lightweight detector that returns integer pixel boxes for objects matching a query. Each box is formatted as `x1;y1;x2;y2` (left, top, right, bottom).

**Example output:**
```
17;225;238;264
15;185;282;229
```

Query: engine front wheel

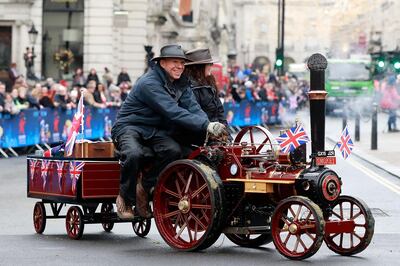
271;196;325;260
324;195;375;256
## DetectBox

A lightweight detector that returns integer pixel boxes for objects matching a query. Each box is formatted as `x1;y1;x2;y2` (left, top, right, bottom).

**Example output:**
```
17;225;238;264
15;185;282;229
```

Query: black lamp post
24;24;38;79
227;50;237;78
144;45;154;72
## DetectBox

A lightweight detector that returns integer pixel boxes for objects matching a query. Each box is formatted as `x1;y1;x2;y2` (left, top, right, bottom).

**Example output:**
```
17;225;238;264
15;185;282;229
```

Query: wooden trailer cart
27;152;151;240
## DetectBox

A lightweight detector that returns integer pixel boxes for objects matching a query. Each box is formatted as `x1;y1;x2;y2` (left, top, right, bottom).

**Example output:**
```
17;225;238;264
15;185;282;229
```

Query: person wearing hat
182;48;231;145
111;44;227;220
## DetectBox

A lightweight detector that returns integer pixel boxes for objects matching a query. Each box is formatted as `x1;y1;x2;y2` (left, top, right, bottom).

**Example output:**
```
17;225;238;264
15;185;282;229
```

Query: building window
42;0;84;79
0;26;12;70
182;11;193;23
0;26;12;89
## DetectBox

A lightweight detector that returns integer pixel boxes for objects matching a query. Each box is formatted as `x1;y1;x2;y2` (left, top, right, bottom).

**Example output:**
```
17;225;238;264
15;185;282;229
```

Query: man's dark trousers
117;129;182;204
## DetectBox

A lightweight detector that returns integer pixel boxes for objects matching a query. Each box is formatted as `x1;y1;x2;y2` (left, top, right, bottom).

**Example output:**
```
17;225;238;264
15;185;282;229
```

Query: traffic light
389;52;400;73
371;51;400;76
371;52;386;76
377;58;385;68
275;47;284;75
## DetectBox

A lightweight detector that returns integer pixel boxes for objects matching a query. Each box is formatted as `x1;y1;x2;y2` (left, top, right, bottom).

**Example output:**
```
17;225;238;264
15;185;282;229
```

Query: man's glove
207;122;226;137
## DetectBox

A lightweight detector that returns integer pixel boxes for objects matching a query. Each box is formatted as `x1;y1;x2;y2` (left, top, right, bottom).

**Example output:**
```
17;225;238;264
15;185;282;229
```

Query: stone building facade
1;0;398;85
329;0;400;57
0;0;148;82
231;0;334;69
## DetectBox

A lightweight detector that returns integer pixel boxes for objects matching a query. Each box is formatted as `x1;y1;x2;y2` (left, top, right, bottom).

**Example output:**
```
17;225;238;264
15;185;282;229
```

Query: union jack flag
337;126;354;159
56;161;65;191
44;143;65;158
69;161;85;193
41;160;51;190
29;159;38;180
276;125;310;154
65;92;84;156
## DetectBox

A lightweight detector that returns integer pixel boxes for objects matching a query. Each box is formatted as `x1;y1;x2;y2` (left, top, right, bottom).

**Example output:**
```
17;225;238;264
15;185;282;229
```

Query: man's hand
207;122;226;137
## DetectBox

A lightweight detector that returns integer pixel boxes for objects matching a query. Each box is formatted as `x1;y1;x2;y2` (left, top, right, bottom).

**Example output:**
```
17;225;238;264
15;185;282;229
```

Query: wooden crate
70;141;115;158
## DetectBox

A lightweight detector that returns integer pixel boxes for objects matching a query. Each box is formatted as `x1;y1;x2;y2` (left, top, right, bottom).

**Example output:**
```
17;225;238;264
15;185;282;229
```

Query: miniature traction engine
152;53;375;260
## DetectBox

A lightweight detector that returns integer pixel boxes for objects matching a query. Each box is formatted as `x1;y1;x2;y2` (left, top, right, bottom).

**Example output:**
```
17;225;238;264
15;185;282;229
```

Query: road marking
348;158;400;196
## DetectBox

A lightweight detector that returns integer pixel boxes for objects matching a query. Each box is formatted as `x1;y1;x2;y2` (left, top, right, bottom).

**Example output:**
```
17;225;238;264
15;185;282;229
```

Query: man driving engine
111;44;226;220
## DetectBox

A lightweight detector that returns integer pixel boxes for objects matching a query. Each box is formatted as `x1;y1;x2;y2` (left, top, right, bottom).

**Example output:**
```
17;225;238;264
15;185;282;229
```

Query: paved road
0;137;399;265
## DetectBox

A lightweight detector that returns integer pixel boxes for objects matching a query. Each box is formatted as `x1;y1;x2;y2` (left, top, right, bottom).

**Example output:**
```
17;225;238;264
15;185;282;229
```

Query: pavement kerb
326;136;400;179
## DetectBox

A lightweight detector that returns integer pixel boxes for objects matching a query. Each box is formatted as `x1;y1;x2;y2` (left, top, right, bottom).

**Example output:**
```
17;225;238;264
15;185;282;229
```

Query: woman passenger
183;48;231;145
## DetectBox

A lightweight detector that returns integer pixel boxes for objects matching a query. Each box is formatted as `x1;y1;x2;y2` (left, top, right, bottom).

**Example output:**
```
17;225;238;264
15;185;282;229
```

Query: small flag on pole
337;126;354;159
276;124;310;154
65;92;84;156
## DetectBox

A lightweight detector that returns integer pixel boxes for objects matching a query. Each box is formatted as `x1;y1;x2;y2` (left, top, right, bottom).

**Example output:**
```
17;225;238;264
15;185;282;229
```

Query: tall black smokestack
307;54;328;154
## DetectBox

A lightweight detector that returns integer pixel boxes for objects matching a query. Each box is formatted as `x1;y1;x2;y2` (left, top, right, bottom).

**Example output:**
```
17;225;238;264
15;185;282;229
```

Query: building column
117;0;148;81
83;0;114;77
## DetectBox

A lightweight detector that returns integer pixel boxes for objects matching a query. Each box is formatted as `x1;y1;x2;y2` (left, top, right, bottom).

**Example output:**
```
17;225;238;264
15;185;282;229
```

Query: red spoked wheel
271;196;325;260
132;218;151;238
153;160;225;251
234;126;275;153
101;203;114;232
66;206;85;240
324;195;374;256
33;202;46;234
226;233;272;248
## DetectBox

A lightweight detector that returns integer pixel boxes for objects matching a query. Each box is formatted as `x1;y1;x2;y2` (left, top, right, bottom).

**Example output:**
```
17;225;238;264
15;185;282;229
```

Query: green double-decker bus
325;58;374;114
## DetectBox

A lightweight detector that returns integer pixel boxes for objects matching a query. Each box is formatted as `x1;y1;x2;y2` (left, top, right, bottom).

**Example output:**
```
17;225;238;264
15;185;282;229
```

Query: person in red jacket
381;76;400;132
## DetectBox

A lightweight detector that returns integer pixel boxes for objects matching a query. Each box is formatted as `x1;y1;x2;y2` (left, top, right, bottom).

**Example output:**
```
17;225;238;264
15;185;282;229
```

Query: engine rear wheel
226;233;272;248
271;196;325;260
154;160;225;251
324;195;374;256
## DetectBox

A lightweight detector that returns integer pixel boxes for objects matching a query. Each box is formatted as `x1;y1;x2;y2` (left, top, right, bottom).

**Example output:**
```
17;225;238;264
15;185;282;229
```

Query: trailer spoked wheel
225;233;272;248
234;126;275;153
154;160;224;251
132;218;151;237
33;202;46;234
101;203;114;232
324;195;374;256
271;196;325;260
66;206;85;240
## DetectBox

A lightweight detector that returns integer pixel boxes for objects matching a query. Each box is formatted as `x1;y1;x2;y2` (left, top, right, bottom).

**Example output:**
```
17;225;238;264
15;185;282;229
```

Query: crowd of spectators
221;64;310;114
0;63;310;121
0;66;132;116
